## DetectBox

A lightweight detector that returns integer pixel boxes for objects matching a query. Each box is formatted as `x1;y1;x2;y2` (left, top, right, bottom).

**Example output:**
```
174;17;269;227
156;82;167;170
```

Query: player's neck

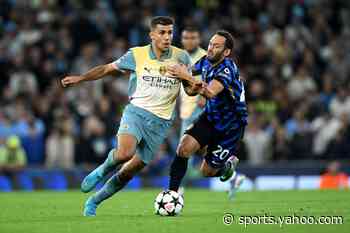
151;42;168;60
210;57;225;67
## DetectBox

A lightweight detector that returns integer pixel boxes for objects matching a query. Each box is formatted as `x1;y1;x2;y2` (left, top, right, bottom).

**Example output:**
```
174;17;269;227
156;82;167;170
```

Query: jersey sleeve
178;51;192;73
112;49;136;71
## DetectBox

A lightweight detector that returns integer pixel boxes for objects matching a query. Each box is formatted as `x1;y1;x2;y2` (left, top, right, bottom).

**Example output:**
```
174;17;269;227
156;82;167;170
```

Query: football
154;190;184;216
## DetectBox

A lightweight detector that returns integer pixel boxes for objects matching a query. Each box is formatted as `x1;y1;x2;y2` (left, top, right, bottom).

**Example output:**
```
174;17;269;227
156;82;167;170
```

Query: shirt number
212;145;230;160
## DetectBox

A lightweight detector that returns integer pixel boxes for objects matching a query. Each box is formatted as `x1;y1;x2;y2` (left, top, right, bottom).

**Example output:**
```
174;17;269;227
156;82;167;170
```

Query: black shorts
184;114;245;169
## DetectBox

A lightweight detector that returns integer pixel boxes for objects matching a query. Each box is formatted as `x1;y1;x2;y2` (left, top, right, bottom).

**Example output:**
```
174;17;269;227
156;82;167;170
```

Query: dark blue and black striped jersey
194;57;248;132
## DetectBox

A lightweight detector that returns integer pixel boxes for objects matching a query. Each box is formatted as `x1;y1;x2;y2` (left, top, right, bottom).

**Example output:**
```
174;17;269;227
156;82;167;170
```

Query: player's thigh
138;117;172;164
177;134;201;158
118;155;146;181
116;104;144;161
204;127;245;170
180;113;214;158
115;134;138;162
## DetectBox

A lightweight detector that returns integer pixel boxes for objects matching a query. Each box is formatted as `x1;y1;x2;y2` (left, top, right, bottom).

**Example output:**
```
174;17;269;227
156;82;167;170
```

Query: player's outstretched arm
182;80;203;96
61;63;119;87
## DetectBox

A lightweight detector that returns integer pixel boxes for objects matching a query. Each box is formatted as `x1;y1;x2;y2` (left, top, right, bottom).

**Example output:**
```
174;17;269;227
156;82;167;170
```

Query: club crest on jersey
120;124;129;130
144;67;151;73
159;66;167;76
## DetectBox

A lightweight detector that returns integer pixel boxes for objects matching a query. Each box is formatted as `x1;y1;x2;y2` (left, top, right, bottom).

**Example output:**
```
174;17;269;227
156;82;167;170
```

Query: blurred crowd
0;0;350;174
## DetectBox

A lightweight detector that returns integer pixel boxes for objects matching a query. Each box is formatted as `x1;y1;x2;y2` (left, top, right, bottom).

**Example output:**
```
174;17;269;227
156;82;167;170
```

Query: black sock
214;162;231;177
169;156;188;192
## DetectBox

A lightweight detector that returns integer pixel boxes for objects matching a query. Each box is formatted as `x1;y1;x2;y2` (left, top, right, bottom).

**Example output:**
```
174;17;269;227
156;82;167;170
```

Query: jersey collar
149;44;172;61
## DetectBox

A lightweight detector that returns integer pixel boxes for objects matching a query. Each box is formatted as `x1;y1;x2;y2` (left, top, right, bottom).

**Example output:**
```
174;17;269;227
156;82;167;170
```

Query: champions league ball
154;190;184;216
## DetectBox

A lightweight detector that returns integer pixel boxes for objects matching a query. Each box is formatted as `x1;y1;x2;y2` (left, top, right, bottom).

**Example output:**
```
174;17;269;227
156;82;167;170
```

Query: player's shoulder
197;55;209;65
219;58;239;76
170;45;184;52
223;58;238;70
128;45;152;63
171;45;188;58
172;46;191;65
130;45;149;53
113;47;136;70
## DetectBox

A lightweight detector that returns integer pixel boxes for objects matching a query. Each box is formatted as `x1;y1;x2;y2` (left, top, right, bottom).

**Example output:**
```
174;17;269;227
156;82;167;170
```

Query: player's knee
176;145;192;158
115;148;133;162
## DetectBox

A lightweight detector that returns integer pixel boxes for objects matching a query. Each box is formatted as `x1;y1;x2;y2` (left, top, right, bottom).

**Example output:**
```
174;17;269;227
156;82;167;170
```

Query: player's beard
207;49;225;64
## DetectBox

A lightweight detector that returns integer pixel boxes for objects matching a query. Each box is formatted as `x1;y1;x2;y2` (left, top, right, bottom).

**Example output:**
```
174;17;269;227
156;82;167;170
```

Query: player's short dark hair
150;16;174;29
215;30;235;51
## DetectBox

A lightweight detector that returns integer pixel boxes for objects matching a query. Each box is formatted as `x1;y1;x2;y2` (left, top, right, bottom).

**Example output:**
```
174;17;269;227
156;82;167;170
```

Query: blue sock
92;174;128;204
98;149;119;176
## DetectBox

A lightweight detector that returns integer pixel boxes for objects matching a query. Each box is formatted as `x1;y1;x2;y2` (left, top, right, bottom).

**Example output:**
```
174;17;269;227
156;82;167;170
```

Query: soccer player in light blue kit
61;16;200;216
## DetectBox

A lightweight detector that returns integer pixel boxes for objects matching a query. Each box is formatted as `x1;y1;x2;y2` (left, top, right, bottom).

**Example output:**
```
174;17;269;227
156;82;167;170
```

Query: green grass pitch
0;189;348;233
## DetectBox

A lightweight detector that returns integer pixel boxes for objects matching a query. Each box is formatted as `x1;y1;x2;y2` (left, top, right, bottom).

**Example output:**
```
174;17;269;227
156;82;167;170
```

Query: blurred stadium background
0;0;350;192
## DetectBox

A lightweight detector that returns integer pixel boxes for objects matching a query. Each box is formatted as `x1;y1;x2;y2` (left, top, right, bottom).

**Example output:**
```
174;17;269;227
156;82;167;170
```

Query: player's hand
166;63;189;79
198;82;208;95
167;63;201;88
191;80;205;92
61;75;83;87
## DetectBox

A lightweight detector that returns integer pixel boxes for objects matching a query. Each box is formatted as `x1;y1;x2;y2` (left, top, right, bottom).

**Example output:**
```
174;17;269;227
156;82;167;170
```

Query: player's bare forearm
184;88;198;96
61;63;117;87
199;80;224;99
200;87;216;99
175;69;199;87
182;79;202;96
183;84;198;96
178;71;207;97
81;64;113;81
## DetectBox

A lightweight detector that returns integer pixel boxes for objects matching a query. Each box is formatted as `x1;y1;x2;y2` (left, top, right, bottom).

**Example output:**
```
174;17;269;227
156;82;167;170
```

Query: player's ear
149;31;154;40
224;48;231;57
